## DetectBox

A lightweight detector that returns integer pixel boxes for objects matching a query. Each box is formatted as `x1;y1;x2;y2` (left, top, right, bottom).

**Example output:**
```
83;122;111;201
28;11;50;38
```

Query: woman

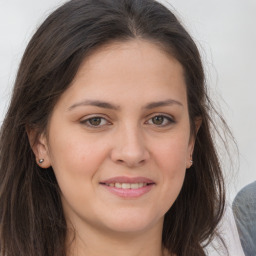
0;0;228;255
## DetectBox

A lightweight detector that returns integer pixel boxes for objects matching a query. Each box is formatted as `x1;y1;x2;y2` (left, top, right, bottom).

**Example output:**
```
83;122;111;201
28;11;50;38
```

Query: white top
205;205;245;256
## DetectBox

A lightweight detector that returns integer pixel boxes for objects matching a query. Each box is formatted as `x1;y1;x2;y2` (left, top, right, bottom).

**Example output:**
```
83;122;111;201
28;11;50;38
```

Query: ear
26;127;51;168
186;117;202;169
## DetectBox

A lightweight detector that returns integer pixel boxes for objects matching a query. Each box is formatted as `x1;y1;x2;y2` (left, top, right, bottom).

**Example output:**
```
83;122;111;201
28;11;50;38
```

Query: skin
31;39;198;256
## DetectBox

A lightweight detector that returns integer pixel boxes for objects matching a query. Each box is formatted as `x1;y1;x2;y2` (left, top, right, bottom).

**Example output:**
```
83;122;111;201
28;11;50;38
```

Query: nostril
110;143;150;167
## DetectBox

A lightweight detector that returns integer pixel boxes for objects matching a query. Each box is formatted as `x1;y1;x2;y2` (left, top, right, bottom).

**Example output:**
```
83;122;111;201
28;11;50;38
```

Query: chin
100;211;163;234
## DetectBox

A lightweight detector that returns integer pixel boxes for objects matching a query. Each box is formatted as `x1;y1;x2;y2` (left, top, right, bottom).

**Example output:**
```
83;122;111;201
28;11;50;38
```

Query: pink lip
99;176;155;198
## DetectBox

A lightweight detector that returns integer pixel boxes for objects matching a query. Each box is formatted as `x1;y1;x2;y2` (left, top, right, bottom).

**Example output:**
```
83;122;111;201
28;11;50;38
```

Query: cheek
47;129;110;190
155;136;189;173
159;145;187;192
48;134;109;209
153;137;189;210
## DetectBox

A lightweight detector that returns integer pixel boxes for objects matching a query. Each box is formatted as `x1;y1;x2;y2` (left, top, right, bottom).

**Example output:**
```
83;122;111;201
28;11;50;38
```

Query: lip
100;176;155;198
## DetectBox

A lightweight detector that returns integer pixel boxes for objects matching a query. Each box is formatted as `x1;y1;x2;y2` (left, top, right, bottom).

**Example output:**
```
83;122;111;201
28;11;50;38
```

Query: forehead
75;39;184;80
57;39;187;109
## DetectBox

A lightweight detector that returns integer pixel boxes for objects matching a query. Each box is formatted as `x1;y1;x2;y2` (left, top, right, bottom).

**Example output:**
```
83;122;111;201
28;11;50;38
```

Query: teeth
116;183;122;188
107;183;147;189
122;183;130;189
131;183;139;189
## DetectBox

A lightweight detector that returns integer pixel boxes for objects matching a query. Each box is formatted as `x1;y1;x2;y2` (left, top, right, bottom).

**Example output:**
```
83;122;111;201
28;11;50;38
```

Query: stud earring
190;159;193;165
38;159;44;164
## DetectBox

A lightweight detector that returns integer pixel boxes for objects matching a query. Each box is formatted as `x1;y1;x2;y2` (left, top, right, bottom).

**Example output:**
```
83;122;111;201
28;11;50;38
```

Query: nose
110;125;150;168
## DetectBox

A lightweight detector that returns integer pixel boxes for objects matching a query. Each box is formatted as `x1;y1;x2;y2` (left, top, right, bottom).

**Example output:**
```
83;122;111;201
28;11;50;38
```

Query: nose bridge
111;121;149;167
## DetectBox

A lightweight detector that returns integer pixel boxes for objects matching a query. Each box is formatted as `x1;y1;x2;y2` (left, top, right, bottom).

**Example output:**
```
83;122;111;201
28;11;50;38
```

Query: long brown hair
0;0;228;255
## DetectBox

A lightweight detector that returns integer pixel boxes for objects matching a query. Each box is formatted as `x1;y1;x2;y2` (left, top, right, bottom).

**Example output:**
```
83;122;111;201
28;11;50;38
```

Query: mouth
99;176;155;198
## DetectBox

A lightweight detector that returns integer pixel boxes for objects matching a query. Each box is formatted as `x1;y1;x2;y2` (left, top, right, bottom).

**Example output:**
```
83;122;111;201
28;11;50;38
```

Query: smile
100;176;155;198
104;182;148;189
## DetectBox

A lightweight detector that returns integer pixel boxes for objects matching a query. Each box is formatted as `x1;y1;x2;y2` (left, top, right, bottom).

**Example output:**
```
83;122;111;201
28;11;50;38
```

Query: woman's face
36;40;195;235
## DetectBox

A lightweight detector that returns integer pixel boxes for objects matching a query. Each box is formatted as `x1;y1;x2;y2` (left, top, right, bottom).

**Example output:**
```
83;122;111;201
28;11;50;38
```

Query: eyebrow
68;100;120;111
68;98;183;111
143;99;183;109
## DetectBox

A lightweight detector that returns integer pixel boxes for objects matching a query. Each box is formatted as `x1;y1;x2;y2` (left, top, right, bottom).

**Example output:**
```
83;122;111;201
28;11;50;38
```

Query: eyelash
80;114;175;128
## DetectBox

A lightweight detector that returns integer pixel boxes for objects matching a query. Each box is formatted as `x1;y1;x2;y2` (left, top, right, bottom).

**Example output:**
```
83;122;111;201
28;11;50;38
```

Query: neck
66;218;169;256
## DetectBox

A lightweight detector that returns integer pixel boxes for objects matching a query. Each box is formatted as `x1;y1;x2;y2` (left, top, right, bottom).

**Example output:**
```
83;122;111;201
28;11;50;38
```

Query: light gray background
0;0;255;200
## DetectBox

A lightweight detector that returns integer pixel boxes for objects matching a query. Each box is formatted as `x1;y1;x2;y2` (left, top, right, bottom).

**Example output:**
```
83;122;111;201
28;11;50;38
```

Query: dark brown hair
0;0;227;255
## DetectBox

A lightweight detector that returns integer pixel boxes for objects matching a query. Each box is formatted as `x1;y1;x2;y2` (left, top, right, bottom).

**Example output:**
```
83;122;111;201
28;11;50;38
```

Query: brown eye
147;115;174;126
89;117;102;126
152;116;164;125
80;116;109;127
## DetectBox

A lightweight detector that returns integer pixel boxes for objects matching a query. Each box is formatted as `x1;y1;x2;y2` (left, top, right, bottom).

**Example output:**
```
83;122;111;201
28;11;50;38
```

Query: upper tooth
138;183;144;188
122;183;131;189
115;183;122;188
131;183;139;189
109;183;147;189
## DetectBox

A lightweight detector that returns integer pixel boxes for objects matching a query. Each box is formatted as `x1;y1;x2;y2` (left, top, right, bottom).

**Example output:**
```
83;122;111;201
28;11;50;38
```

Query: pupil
89;118;101;126
153;116;163;125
